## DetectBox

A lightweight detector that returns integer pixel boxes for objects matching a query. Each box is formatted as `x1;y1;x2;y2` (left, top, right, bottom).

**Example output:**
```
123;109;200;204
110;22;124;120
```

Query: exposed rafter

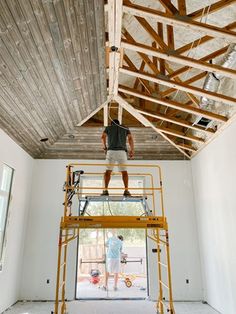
123;2;236;42
121;40;236;80
106;0;236;159
118;86;227;123
120;67;236;107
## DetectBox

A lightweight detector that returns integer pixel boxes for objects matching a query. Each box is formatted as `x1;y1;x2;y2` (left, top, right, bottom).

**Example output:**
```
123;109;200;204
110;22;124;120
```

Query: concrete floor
3;301;220;314
76;276;147;299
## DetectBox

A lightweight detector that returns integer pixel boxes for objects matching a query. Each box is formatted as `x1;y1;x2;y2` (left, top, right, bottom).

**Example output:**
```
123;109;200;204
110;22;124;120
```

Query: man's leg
105;271;109;288
114;272;119;289
121;171;128;190
104;170;112;190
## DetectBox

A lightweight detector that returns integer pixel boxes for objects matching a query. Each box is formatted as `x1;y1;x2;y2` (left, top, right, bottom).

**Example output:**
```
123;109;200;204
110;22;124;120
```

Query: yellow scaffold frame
54;163;175;314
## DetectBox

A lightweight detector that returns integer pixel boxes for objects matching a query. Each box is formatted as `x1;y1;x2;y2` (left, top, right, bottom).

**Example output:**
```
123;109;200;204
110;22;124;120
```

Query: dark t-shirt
104;125;131;151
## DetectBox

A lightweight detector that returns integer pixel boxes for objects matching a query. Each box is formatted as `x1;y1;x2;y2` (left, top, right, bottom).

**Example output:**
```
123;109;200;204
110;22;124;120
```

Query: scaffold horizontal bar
66;186;161;191
79;195;148;202
61;216;167;229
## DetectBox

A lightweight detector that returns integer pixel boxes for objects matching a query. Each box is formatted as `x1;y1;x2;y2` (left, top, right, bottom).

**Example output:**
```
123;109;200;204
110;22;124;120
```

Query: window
0;164;14;270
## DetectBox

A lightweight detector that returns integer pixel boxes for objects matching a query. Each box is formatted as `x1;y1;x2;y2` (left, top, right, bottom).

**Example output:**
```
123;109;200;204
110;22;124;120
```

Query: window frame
0;164;14;270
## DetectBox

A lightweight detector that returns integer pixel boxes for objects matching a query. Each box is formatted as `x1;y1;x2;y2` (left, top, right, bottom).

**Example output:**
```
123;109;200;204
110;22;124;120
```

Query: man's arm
101;131;107;152
127;133;134;158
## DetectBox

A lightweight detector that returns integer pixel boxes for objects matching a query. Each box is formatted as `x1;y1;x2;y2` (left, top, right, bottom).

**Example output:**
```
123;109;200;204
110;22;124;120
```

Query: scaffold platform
78;195;152;216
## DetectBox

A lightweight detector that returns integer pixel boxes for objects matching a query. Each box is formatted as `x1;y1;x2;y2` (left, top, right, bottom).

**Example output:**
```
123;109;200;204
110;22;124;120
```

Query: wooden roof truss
105;0;236;158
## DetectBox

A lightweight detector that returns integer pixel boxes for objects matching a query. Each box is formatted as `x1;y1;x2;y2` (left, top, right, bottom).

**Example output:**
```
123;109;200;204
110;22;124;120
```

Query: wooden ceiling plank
7;0;78;132
118;85;227;122
123;2;236;42
0;1;70;137
73;0;102;110
17;0;76;130
122;40;236;80
65;0;100;115
0;35;64;138
115;94;190;158
46;0;90;120
30;0;78;125
0;91;46;151
188;0;236;19
0;51;59;141
88;0;107;105
138;109;215;134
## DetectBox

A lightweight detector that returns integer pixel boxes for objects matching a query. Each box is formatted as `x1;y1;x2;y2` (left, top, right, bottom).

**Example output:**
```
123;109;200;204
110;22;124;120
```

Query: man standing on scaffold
101;119;134;196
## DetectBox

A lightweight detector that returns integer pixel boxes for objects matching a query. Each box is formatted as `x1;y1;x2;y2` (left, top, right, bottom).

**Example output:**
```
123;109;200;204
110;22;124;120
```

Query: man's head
111;119;120;126
118;235;123;241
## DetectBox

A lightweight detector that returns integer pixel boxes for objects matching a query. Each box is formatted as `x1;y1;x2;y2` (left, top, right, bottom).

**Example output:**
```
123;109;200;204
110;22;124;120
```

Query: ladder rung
159;280;169;290
159;299;170;309
60;262;66;268
59;282;65;290
158;261;167;268
158;238;167;245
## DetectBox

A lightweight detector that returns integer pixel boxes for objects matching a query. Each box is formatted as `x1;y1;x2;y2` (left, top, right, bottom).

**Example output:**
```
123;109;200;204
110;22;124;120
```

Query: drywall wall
20;160;202;302
0;130;33;313
191;120;236;314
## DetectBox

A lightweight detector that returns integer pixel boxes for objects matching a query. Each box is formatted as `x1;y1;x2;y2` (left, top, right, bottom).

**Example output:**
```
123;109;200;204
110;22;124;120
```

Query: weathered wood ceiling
0;0;236;160
40;126;184;159
0;0;106;158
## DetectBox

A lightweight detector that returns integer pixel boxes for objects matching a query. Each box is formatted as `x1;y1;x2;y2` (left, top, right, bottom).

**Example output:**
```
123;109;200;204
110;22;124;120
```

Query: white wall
0;130;33;313
20;160;202;302
191;120;236;314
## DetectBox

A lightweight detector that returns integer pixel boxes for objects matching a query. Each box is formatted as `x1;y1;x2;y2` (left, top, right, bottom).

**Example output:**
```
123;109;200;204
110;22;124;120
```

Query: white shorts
105;150;127;171
107;258;120;273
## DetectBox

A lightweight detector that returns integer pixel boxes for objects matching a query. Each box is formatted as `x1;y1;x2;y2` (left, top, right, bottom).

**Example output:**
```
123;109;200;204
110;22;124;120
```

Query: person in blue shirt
103;231;123;291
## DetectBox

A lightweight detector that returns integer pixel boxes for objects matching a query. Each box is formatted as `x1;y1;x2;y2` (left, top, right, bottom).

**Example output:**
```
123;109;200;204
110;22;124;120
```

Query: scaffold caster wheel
125;278;132;287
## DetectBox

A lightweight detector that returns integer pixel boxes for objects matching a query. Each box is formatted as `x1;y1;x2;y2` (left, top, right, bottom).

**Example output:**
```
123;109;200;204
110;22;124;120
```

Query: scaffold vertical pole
165;229;175;314
156;228;164;314
55;227;62;314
